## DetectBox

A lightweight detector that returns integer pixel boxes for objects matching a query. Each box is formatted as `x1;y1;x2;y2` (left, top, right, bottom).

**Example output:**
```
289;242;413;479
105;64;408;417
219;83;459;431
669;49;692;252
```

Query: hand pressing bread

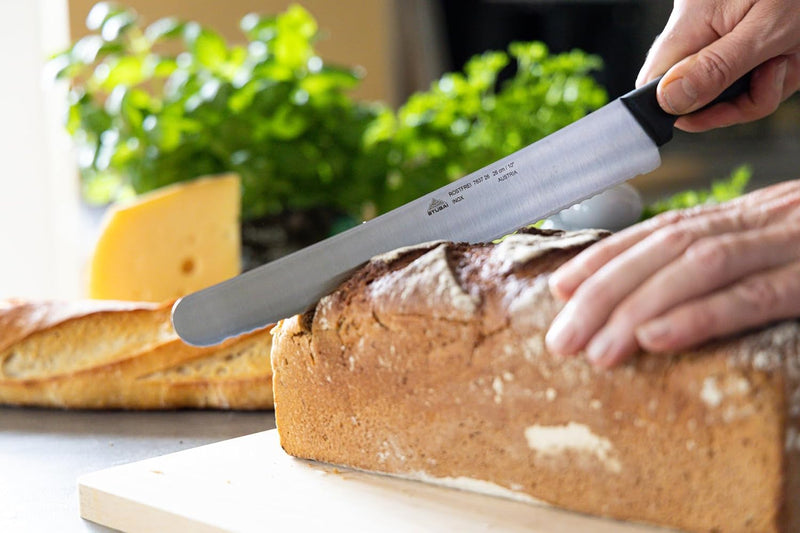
547;180;800;368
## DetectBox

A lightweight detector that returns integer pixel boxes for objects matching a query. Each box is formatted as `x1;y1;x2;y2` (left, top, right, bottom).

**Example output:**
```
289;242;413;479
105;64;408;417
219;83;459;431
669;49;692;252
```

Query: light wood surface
79;429;668;532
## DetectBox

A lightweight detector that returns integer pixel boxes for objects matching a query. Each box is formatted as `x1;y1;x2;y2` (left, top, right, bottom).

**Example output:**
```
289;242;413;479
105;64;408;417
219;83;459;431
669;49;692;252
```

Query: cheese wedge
88;174;241;302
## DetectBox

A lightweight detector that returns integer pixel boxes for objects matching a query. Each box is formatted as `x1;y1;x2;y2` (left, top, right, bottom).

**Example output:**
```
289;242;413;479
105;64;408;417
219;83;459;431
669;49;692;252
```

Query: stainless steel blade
173;99;660;346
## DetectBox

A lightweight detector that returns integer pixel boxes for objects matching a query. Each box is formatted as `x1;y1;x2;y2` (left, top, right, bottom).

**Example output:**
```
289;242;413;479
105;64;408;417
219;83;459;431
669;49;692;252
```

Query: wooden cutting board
79;429;666;532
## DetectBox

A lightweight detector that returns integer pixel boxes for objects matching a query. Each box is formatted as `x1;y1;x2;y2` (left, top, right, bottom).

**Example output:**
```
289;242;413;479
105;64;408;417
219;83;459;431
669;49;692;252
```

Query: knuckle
687;304;720;337
685;239;730;275
651;201;722;229
652;210;686;227
655;226;694;250
746;90;782;121
724;207;749;231
740;202;773;228
694;48;735;87
612;298;646;329
757;193;800;226
735;277;780;313
647;212;667;228
578;279;616;311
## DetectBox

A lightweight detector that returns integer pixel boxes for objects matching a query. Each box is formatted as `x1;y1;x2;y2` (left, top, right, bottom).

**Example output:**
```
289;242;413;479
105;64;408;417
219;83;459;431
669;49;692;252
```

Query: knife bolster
622;72;753;147
620;78;677;147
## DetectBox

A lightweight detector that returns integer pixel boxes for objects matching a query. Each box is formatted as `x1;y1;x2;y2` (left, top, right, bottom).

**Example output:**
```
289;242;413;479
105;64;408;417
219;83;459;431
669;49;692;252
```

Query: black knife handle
620;72;752;146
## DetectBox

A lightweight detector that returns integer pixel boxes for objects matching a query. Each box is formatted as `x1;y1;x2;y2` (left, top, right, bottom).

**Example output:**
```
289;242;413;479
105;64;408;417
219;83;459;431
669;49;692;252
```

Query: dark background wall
438;0;670;98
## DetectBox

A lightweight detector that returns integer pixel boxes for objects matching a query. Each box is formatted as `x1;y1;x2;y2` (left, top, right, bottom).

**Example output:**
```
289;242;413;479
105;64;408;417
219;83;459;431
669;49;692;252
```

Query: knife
173;75;750;346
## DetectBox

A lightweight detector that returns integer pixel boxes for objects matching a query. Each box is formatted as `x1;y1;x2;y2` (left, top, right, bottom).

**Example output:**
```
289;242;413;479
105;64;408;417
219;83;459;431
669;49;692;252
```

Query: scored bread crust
0;299;273;409
271;228;800;533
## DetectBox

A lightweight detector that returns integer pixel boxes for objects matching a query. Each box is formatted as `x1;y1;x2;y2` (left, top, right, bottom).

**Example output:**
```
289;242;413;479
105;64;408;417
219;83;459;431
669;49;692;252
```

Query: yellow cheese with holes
88;174;241;302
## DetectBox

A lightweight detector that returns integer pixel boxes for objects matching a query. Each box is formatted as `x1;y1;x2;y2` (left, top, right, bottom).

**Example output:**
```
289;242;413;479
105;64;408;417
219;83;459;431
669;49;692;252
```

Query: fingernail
637;319;671;347
661;77;698;114
586;330;617;365
546;312;576;355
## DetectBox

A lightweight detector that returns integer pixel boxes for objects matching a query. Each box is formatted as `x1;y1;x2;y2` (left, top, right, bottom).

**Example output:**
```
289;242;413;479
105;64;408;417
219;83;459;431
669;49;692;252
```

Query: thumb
657;32;757;115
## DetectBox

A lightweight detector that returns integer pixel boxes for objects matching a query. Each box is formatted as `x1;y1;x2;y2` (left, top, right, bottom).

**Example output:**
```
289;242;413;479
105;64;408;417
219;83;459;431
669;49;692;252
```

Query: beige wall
68;0;398;103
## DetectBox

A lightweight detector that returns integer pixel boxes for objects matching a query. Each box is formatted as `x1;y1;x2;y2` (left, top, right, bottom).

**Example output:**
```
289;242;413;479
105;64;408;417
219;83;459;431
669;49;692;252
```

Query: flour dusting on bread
369;244;478;320
370;240;447;265
490;229;608;273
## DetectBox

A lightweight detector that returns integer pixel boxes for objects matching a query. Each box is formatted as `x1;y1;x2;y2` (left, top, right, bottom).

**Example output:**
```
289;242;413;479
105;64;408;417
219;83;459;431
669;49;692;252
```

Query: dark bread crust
272;229;800;532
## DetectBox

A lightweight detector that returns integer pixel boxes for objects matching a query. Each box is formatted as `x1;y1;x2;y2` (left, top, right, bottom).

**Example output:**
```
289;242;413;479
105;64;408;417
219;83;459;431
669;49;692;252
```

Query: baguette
271;228;800;533
0;299;273;409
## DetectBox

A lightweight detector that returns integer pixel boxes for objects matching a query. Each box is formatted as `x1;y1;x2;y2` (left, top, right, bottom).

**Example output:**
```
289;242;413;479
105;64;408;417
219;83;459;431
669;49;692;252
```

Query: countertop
0;407;275;532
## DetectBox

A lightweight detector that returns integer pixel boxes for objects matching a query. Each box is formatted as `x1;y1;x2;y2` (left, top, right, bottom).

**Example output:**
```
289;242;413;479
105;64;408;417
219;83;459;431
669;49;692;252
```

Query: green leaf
143;113;183;151
711;164;751;202
464;51;508;91
272;32;312;70
363;107;395;147
46;52;78;81
228;79;261;112
240;13;278;42
82;169;128;205
145;18;185;43
641;165;752;219
192;29;228;69
149;56;178;78
268;5;317;71
278;5;317;40
103;85;127;115
54;0;612;227
266;105;307;139
86;3;131;32
253;61;294;82
96;55;145;90
300;67;359;95
100;11;137;41
70;35;105;65
110;137;141;168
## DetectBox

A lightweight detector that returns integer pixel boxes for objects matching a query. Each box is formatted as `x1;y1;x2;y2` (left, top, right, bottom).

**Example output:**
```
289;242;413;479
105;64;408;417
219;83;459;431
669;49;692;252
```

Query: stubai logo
426;197;449;216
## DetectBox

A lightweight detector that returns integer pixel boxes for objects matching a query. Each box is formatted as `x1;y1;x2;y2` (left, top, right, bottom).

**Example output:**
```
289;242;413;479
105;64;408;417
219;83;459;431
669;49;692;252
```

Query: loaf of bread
0;299;273;409
271;228;800;533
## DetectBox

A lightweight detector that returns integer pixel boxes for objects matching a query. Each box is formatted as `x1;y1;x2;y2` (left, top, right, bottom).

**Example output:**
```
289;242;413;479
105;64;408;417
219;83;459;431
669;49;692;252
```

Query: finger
629;224;800;317
676;54;798;132
547;188;800;356
635;261;800;353
547;209;754;356
549;181;800;301
782;52;800;99
643;0;800;116
547;226;692;356
584;223;800;366
549;208;721;301
655;0;793;116
636;5;719;87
